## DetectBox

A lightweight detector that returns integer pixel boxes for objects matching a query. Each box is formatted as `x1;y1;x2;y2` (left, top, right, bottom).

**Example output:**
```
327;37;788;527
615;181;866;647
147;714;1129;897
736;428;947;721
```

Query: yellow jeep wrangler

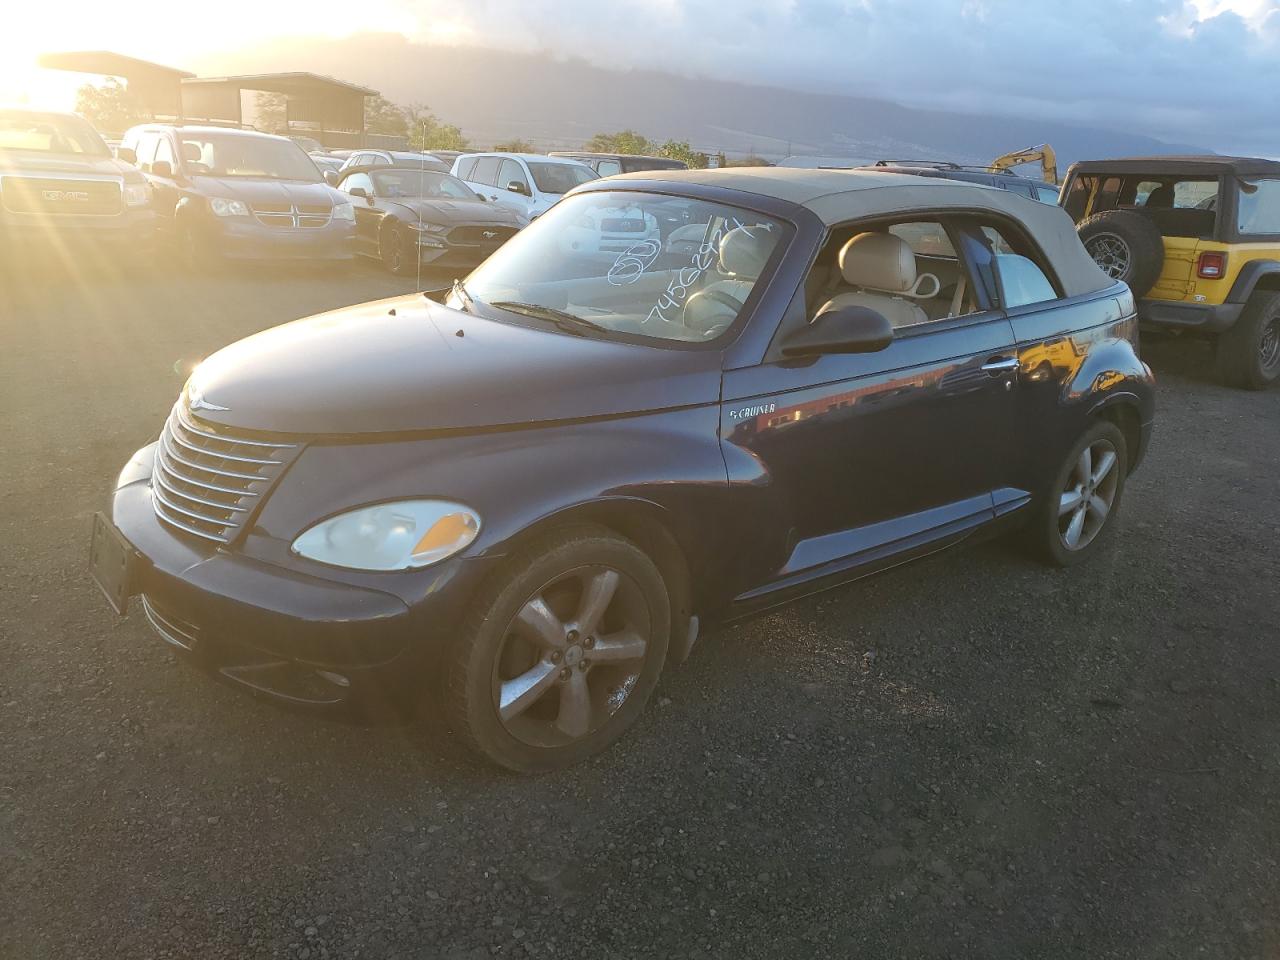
1060;156;1280;389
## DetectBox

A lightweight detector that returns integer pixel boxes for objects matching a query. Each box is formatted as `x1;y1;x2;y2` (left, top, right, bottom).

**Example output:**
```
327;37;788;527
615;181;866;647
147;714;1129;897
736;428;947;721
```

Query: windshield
178;133;321;181
373;170;475;199
456;190;786;344
0;112;109;157
528;161;598;195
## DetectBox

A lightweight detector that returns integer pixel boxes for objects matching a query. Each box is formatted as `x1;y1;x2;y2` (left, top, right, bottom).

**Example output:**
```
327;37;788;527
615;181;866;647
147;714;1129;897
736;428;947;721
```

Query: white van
451;153;597;219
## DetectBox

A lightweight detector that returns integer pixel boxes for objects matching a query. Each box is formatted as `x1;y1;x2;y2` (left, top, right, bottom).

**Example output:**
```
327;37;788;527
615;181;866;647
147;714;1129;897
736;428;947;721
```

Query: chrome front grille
152;403;299;544
252;202;332;228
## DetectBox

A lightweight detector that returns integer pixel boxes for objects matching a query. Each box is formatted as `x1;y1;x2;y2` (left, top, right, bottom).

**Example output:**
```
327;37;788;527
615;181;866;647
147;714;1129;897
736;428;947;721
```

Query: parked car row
0;108;704;276
5;108;1275;390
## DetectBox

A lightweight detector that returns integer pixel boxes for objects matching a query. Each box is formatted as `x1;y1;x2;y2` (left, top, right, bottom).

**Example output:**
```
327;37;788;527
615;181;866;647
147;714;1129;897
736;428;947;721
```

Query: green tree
585;130;655;155
492;138;534;153
253;91;288;134
363;95;408;137
657;140;707;169
725;154;772;168
74;79;147;135
404;104;470;151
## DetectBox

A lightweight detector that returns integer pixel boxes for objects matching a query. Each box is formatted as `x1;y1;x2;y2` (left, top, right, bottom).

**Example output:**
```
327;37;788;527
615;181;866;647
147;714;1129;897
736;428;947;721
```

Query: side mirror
324;170;339;186
151;160;173;178
781;305;894;357
506;180;530;196
116;146;136;164
348;186;369;199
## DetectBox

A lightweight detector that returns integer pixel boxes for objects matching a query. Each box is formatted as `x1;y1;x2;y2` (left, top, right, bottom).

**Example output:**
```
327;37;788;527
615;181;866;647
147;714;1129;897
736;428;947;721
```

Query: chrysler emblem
189;388;229;413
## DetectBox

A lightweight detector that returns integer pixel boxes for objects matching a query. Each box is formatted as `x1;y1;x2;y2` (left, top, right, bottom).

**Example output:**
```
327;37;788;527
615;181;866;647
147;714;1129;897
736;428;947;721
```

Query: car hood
186;294;720;435
192;176;337;206
388;197;522;225
0;152;141;180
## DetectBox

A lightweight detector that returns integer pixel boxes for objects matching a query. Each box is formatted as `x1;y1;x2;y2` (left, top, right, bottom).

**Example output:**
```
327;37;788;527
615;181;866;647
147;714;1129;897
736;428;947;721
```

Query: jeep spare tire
1077;211;1165;297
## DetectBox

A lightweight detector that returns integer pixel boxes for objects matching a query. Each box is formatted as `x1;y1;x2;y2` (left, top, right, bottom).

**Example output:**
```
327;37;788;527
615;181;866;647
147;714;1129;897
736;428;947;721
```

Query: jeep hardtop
1061;156;1280;389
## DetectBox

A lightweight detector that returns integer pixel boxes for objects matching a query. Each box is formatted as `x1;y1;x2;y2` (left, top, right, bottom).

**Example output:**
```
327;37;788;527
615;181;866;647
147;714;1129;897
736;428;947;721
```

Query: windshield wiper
451;278;477;314
489;301;607;336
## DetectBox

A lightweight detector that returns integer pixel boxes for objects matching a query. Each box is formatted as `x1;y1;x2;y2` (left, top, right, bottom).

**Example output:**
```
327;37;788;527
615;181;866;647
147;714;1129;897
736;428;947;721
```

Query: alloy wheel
386;229;404;273
493;565;650;747
1085;233;1132;280
1057;438;1120;551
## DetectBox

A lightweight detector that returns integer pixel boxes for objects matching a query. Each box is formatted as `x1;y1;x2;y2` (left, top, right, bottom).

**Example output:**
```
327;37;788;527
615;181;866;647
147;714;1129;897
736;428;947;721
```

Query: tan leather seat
817;233;929;329
682;225;775;334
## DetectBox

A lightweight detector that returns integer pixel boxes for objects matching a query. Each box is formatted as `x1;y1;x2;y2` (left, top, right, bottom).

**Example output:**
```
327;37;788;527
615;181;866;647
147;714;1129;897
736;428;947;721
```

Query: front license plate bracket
89;512;139;615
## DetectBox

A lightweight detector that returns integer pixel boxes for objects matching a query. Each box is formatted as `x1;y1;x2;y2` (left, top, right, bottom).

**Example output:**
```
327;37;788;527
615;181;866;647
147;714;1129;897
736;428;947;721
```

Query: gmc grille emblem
42;189;91;202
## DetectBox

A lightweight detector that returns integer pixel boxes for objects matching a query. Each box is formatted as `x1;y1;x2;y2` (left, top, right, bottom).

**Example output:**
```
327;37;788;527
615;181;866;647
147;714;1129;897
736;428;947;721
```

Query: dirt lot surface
2;258;1279;959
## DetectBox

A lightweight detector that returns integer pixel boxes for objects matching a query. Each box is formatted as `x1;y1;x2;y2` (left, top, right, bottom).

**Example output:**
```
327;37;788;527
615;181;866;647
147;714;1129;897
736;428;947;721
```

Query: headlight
331;201;355;221
123;182;151;207
407;220;446;233
210;197;250;217
291;500;481;571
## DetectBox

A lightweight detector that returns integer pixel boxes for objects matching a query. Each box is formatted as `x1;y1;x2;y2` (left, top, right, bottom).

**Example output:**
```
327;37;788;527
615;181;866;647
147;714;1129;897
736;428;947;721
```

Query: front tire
1028;420;1128;567
445;525;671;773
1216;290;1280;390
177;219;221;273
381;224;414;276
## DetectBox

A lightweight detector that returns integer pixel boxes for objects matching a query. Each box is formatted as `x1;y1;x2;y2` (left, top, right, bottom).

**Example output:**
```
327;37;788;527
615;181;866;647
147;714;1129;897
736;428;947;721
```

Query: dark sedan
91;169;1154;772
119;124;355;265
335;165;526;274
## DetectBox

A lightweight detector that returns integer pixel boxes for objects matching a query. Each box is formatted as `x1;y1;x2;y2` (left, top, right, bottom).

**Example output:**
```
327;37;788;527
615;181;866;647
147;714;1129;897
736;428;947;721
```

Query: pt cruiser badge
729;402;777;421
90;169;1154;773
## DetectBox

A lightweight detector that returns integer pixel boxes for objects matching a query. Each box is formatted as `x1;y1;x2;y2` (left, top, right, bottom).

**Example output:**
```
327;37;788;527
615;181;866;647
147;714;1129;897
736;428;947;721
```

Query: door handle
981;357;1020;375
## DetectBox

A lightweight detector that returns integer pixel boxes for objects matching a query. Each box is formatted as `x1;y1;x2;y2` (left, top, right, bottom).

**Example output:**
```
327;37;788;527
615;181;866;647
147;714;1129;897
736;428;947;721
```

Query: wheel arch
494;497;695;657
1226;259;1280;303
1092;397;1144;474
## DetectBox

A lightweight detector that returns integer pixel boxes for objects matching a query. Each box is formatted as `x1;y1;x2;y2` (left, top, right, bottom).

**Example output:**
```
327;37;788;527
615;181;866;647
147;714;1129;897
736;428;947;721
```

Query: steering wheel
682;287;743;337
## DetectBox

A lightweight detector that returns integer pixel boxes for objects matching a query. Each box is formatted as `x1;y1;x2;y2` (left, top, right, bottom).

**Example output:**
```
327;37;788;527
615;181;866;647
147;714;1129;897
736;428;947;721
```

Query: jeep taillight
1197;251;1227;279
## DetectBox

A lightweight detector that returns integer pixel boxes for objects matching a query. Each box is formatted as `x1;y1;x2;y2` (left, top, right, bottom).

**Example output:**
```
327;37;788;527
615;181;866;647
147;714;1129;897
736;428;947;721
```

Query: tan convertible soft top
614;167;1115;299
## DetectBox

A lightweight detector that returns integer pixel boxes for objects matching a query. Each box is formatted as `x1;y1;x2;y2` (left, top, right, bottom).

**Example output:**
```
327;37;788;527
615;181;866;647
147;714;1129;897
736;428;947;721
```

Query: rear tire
1216;290;1280;390
444;524;670;773
1027;420;1128;567
1077;211;1165;297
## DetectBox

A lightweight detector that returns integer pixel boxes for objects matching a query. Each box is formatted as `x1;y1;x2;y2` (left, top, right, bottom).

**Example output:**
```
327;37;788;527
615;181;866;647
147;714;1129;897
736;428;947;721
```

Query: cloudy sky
3;0;1278;154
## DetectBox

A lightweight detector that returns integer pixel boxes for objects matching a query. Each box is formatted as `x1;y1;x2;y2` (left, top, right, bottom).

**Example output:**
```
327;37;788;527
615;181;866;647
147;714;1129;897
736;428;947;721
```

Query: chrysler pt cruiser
91;169;1155;772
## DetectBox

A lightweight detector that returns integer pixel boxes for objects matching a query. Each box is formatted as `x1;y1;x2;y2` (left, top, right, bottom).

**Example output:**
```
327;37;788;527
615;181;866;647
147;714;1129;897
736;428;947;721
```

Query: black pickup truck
0;108;155;257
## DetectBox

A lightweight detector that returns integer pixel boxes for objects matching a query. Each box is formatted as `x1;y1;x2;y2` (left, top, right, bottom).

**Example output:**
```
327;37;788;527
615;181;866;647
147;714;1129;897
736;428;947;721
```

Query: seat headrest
719;225;773;280
838;232;917;294
1145;185;1175;209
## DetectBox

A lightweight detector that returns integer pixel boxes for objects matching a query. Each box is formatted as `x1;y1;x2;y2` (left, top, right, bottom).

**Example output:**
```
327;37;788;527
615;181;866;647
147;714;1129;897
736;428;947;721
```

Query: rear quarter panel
1007;285;1154;492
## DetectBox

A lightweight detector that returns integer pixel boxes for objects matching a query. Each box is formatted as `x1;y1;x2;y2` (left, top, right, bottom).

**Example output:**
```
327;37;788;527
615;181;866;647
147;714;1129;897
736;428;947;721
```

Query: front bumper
1138;298;1243;334
108;448;494;712
213;218;356;261
0;207;156;250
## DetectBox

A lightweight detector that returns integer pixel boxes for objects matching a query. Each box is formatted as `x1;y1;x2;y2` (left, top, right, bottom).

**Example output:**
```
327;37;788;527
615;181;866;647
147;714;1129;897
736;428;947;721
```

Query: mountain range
195;34;1205;168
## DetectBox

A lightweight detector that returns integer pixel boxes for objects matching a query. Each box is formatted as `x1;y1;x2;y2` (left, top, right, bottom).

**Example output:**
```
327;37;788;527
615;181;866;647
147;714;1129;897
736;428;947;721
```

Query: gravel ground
2;257;1279;959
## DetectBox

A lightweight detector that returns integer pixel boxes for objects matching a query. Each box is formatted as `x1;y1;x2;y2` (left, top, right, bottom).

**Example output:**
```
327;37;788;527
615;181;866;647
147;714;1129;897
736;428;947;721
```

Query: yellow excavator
989;144;1058;184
